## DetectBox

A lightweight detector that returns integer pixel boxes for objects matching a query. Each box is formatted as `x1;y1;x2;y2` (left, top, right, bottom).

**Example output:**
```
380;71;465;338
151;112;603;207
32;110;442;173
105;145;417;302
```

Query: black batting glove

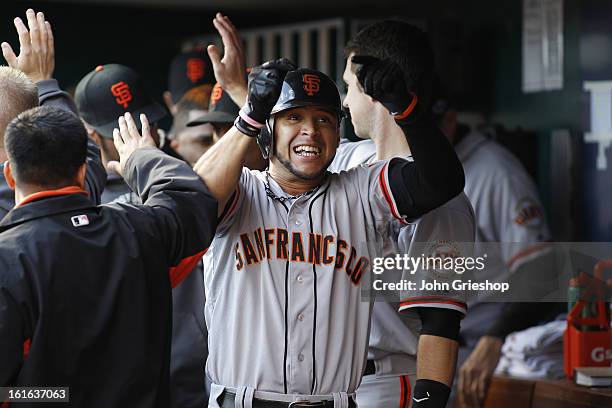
235;58;296;137
351;55;422;125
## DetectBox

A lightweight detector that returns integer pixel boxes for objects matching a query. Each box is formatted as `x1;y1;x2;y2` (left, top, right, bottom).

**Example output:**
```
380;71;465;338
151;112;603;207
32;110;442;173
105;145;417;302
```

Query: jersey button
298;353;305;362
297;313;304;321
295;220;302;226
297;275;304;283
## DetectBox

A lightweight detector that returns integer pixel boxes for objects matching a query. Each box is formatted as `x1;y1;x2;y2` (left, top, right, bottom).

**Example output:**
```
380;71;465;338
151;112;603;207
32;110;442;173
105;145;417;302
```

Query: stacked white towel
495;319;566;380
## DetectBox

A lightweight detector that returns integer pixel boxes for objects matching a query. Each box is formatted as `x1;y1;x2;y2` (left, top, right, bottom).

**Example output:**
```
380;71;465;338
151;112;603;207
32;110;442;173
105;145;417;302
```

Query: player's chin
290;158;330;180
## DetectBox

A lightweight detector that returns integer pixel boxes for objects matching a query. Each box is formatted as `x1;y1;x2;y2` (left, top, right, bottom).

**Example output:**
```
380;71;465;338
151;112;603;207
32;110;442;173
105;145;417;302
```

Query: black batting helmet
257;68;344;159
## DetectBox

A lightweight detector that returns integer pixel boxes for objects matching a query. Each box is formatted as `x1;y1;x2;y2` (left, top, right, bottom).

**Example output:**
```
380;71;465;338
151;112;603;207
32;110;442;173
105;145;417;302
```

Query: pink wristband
239;108;265;129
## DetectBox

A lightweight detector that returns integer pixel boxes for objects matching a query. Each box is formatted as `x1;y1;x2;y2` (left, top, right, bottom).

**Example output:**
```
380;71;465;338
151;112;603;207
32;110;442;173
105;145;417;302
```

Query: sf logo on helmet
211;83;223;106
303;74;320;96
186;58;205;83
111;81;133;109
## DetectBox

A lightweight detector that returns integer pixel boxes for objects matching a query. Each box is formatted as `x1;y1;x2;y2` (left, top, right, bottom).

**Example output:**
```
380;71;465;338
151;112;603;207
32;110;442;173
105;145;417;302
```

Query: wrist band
393;93;418;120
412;379;451;407
239;108;265;129
234;116;260;138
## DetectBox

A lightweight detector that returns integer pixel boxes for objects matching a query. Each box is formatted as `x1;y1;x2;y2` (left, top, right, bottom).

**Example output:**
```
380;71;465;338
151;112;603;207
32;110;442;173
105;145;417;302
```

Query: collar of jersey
263;171;329;202
0;191;94;231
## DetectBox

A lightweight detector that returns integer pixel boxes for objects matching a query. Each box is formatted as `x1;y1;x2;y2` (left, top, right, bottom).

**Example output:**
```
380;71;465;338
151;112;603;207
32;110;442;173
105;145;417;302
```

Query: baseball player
0;9;106;218
192;14;464;408
430;82;557;407
326;20;477;408
331;138;475;408
0;108;217;406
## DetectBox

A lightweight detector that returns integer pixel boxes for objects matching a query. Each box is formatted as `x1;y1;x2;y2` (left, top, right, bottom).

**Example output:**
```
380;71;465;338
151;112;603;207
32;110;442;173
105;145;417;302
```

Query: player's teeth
293;145;321;156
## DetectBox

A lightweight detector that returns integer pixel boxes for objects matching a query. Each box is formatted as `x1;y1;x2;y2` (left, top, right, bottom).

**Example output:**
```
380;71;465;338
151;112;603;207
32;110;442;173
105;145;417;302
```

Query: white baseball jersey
203;160;412;401
329;139;476;381
455;131;551;344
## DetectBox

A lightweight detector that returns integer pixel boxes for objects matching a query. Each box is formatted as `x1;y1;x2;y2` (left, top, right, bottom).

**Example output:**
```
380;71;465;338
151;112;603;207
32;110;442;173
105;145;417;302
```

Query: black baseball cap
75;64;167;139
187;83;239;126
168;49;215;104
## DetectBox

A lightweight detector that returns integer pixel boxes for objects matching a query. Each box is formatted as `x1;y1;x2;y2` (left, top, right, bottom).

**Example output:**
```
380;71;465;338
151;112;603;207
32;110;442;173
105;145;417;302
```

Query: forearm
123;148;218;265
417;334;458;386
227;86;247;107
388;121;465;218
193;125;253;209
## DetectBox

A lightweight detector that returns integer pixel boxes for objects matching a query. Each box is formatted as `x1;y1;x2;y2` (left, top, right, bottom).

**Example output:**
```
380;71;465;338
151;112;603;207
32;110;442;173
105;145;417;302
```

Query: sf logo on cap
111;81;133;109
211;83;223;105
303;74;320;96
187;58;205;83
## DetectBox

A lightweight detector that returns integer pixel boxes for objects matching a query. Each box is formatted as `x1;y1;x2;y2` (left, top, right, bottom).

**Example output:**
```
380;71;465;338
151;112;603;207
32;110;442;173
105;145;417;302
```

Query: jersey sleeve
120;148;218;270
215;168;252;235
346;160;411;227
397;194;476;316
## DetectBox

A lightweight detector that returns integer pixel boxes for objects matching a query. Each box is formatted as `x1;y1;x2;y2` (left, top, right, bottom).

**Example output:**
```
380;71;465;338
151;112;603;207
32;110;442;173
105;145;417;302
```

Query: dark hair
5;106;87;187
345;20;434;99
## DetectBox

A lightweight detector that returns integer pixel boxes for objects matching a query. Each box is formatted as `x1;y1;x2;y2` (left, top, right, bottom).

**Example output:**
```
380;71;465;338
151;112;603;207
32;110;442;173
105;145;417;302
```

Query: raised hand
108;113;157;177
1;9;55;82
233;58;296;139
208;13;247;104
351;55;418;122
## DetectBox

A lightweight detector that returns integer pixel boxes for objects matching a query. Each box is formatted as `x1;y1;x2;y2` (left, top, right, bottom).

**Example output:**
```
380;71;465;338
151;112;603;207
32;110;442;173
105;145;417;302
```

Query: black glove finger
262;58;296;72
364;66;377;98
355;62;370;92
380;63;403;94
371;64;390;98
350;55;380;68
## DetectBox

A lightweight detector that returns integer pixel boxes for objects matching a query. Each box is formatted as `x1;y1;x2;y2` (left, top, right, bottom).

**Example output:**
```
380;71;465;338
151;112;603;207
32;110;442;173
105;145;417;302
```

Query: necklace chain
263;171;323;203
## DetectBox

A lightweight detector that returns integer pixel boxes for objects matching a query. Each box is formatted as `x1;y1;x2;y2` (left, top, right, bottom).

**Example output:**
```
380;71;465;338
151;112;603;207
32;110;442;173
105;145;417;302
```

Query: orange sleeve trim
399;296;467;313
169;248;208;288
16;186;88;208
378;163;408;225
393;94;418;121
399;375;411;408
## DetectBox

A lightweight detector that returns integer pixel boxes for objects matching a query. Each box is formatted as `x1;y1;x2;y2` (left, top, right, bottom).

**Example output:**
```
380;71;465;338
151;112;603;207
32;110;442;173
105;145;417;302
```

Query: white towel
501;320;566;356
495;318;566;380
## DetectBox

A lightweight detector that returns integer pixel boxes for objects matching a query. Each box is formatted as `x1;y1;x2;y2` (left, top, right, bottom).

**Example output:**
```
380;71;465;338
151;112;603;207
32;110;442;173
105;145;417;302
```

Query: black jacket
0;148;217;408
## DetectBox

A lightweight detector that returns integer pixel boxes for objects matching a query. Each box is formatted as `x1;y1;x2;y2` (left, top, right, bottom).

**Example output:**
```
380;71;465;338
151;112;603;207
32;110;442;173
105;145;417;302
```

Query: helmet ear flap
256;118;274;160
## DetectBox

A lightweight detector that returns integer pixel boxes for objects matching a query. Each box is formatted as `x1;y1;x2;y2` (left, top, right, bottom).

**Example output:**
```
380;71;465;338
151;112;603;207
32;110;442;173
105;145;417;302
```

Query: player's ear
75;162;87;189
3;161;16;190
